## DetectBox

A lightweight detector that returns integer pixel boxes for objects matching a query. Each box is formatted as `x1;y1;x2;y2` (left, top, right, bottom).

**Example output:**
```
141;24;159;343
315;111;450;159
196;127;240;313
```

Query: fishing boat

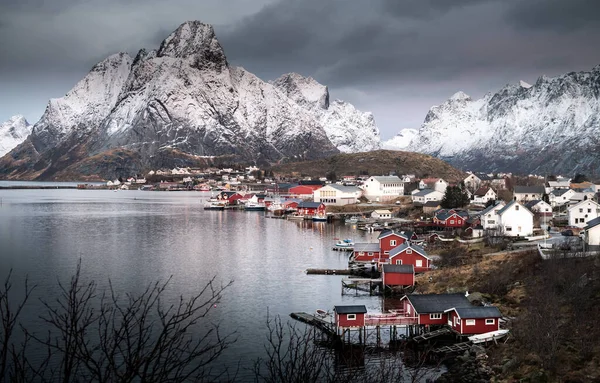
203;202;225;210
312;213;328;222
244;195;266;211
468;329;509;344
287;213;305;220
315;309;329;318
345;216;360;224
335;239;354;248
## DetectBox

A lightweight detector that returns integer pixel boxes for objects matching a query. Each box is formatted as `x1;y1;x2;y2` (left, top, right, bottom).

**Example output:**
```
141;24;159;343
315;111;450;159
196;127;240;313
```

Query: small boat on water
244;195;266;211
312;213;328;222
335;239;354;248
315;309;329;318
204;200;226;210
345;216;360;224
287;213;305;220
468;329;509;344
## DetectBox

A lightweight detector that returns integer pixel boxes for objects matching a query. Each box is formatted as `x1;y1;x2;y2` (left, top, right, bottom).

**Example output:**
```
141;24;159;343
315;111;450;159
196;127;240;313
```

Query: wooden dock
290;312;336;337
432;341;472;354
332;247;354;252
307;268;353;275
412;327;452;343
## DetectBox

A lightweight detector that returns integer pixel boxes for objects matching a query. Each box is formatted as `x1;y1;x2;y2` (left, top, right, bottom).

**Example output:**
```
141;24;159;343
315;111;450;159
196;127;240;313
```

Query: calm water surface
0;188;399;379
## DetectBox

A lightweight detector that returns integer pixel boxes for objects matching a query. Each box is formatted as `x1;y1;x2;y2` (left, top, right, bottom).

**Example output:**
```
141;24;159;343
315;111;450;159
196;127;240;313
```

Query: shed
444;306;502;335
334;305;367;328
382;264;415;287
401;293;471;326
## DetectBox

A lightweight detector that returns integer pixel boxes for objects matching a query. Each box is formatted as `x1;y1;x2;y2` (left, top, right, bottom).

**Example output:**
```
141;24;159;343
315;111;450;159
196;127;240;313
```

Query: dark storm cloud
506;0;600;31
381;0;499;19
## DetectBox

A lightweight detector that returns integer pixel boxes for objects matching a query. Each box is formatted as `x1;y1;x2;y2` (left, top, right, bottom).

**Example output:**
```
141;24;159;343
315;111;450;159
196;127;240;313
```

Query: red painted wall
383;271;414;286
298;204;326;216
353;251;381;263
418;313;447;326
379;234;408;253
389;250;431;273
336;313;365;327
458;317;500;335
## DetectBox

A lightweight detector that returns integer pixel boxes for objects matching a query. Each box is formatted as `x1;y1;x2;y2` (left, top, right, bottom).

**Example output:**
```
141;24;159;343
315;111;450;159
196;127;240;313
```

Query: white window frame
485;318;495;325
395;260;402;265
368;252;373;256
465;319;476;326
416;259;423;267
347;314;356;321
429;313;442;320
384;251;390;255
406;305;411;314
406;249;412;254
390;240;397;246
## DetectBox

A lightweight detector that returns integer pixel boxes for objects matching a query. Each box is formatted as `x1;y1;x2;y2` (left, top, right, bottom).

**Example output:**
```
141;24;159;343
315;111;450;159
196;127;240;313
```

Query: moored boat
287;213;305;220
312;213;328;222
315;309;329;318
335;239;354;248
204;201;226;210
468;329;509;344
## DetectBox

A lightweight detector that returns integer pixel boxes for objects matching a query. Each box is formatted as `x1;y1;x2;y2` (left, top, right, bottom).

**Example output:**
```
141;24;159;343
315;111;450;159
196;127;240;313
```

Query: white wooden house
513;186;545;203
472;187;497;205
480;201;506;231
361;176;404;202
549;189;575;207
314;184;362;206
582;217;600;251
464;173;482;192
524;200;552;216
568;200;600;228
412;189;444;204
371;210;393;219
496;200;534;237
419;178;448;194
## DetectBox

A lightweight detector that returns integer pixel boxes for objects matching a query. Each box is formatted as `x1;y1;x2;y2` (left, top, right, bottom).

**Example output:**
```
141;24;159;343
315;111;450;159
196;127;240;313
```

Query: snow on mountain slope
272;73;381;153
382;128;418;150
0;115;32;157
408;65;600;174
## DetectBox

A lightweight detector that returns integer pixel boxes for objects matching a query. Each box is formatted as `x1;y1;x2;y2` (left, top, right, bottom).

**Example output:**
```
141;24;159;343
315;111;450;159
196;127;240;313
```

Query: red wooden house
350;243;381;263
334;305;367;328
216;191;244;205
388;243;432;272
289;185;322;198
297;202;326;216
444;306;502;335
433;209;469;228
377;230;414;255
382;264;415;287
400;293;472;326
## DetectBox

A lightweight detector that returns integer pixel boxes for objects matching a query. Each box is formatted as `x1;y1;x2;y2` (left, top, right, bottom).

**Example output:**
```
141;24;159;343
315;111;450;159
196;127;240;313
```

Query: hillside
270;149;465;181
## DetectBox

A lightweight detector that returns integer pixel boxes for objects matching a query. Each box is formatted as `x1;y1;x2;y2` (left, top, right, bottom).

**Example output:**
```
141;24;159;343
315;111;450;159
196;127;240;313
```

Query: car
561;229;574;236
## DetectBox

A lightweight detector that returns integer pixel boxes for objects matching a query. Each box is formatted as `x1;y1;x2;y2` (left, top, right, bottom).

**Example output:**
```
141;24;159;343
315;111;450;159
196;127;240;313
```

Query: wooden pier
289;312;336;337
307;268;353;275
432;341;472;354
332;246;354;252
342;277;382;295
411;327;452;343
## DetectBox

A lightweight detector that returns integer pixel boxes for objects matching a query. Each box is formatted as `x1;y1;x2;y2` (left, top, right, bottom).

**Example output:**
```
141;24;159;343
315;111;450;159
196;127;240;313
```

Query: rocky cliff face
408;66;600;175
0;115;32;157
1;21;382;180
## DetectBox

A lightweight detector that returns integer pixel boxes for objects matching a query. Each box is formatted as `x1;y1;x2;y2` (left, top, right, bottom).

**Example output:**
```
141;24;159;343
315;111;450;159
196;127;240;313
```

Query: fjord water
0;188;386;378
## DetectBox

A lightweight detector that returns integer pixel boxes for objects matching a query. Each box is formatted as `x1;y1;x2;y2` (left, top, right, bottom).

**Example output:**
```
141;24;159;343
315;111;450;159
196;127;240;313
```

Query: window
487;220;495;224
406;305;411;314
430;313;442;320
515;205;519;211
466;319;476;326
395;260;402;265
347;314;356;320
368;252;373;256
390;240;397;246
384;251;389;255
406;249;413;254
450;220;455;224
505;226;512;231
589;209;592;213
485;319;495;325
359;252;364;256
580;208;584;213
416;260;423;267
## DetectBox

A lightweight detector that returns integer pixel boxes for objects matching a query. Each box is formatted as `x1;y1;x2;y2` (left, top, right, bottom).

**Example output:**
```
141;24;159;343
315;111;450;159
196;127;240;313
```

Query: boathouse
401;293;472;326
334;305;367;328
444;306;502;335
297;201;326;216
382;264;414;287
378;230;412;254
387;242;432;272
351;243;381;263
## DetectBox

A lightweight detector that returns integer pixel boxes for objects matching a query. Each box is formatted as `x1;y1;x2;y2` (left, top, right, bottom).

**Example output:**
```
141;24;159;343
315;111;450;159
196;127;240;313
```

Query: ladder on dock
432;341;472;354
411;327;452;343
290;312;336;337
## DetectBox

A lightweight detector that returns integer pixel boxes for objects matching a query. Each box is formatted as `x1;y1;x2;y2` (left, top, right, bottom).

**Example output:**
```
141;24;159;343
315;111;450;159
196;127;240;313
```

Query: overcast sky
1;0;600;139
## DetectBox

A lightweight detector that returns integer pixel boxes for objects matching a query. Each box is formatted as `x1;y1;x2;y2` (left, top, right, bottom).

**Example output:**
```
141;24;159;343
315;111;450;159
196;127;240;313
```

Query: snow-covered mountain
382;128;418;150
271;73;380;152
0;115;32;157
1;21;380;180
409;66;600;174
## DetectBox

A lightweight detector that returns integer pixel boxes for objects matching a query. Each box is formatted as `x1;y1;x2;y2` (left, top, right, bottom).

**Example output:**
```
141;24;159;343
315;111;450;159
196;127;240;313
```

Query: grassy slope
270;150;465;182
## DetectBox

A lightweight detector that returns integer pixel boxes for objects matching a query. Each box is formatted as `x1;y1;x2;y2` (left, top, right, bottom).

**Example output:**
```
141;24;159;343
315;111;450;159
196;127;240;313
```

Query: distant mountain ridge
407;66;600;175
0;21;380;180
0;115;31;158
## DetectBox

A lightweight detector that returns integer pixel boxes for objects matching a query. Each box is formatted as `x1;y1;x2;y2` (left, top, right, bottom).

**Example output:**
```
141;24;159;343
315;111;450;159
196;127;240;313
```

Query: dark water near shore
0;188;442;381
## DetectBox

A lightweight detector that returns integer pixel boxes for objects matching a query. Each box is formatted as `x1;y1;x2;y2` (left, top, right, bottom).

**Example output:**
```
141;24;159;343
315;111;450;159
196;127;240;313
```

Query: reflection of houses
496;200;534;237
513;186;545;202
568;200;600;228
313;184;362;205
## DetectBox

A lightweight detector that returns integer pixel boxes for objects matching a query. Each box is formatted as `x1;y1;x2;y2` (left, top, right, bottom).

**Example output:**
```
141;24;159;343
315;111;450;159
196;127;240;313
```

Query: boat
468;329;509;344
244;195;266;211
204;201;225;210
315;309;329;318
345;216;360;224
312;213;328;222
335;239;354;248
287;213;305;220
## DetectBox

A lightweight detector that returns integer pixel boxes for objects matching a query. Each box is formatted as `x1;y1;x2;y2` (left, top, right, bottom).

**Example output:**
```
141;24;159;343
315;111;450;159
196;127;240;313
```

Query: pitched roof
382;264;414;274
478;201;505;217
299;180;325;186
413;189;440;197
423;201;441;208
298;201;324;208
374;210;392;214
497;200;533;216
334;305;367;314
370;176;403;183
584;217;600;230
550;188;572;196
513;185;545;194
474;187;494;196
325;184;362;193
404;293;471;314
524;200;543;209
448;306;502;319
377;230;410;240
389;242;430;259
353;243;381;252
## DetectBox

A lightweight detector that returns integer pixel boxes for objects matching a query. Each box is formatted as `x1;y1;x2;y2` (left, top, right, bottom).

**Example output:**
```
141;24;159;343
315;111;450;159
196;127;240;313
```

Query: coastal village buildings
549;189;576;207
361;176;404;202
513;186;546;203
464;173;482;192
471;187;497;205
419;178;448;194
496;200;534;237
568;199;600;228
412;189;444;204
480;202;507;231
313;184;362;205
582;217;600;250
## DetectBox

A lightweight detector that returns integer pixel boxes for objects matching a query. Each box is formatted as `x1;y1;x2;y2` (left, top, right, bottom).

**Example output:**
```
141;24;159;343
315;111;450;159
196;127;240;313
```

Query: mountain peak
4;115;29;126
449;91;471;102
520;80;532;89
0;115;33;157
272;73;329;110
157;21;227;69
